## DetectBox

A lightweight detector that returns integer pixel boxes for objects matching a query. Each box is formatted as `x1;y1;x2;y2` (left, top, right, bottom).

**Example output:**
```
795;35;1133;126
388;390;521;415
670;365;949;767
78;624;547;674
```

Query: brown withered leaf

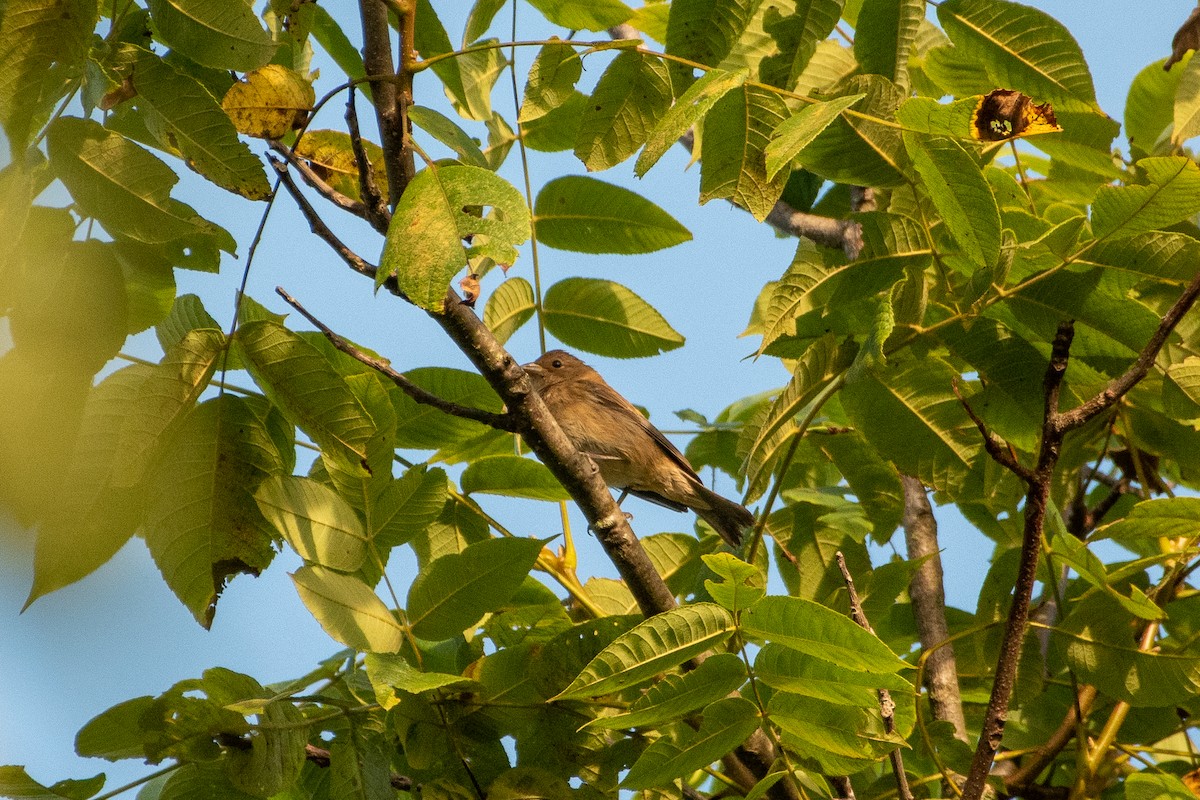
971;89;1061;142
1167;5;1200;70
459;273;481;307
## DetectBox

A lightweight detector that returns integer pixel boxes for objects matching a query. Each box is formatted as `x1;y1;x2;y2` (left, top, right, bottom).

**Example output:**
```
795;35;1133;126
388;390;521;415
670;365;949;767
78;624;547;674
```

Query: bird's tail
693;486;754;547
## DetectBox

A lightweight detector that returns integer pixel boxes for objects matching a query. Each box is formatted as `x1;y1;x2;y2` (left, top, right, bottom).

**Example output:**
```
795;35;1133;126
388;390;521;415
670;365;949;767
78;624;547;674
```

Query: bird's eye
551;359;563;368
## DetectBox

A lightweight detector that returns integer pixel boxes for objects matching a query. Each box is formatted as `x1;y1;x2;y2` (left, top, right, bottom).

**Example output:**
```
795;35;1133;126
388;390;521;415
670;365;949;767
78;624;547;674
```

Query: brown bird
523;350;753;547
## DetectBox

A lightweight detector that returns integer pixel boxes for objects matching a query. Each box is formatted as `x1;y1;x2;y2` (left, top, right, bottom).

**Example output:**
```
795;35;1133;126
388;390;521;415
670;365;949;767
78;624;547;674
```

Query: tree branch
836;552;914;800
1056;267;1200;433
961;321;1075;800
901;477;969;743
269;157;385;283
345;87;392;229
275;287;520;432
359;0;413;205
952;380;1032;481
267;140;381;231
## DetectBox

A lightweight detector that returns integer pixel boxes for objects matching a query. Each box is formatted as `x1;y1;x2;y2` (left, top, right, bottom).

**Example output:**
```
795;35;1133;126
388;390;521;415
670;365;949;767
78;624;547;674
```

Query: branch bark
901;477;968;743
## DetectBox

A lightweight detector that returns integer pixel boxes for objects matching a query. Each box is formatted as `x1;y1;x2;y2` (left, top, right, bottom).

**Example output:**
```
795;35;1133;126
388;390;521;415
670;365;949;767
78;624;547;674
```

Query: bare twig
836;552;914;800
1057;267;1200;433
952;380;1032;480
269;157;384;282
345;87;392;229
275;287;519;432
902;477;969;743
1003;685;1098;790
268;140;377;227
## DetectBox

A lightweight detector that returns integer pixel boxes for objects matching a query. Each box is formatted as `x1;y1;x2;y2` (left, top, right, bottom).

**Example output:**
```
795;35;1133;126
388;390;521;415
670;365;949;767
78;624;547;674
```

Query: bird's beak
522;361;544;378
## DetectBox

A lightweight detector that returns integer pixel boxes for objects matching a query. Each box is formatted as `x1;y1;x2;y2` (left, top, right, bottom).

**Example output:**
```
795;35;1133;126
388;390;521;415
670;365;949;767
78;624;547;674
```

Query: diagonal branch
1056;268;1200;433
268;140;381;230
269;157;383;282
345;87;392;229
952;380;1033;481
276;287;519;433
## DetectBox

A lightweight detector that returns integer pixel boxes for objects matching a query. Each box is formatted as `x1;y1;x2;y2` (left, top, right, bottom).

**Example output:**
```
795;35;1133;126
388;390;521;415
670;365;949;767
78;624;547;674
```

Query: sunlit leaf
534;176;691;254
292;565;404;652
221;65;314;140
147;0;276;71
555;603;735;698
542;277;685;358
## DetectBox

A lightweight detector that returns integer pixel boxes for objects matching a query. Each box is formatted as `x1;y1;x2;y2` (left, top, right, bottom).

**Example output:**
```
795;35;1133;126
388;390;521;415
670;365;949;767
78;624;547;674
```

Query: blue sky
0;0;1193;787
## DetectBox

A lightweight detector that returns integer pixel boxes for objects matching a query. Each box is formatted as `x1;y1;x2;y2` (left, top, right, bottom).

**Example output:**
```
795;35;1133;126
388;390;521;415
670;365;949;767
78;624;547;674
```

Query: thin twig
835;552;914;800
275;287;520;432
269;157;388;283
345;87;392;228
951;379;1032;481
267;139;377;226
1057;267;1200;433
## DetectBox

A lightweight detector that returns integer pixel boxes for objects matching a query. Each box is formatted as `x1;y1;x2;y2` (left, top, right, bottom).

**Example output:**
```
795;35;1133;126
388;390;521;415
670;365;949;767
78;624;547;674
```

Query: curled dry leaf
1167;5;1200;70
459;273;481;307
222;65;315;139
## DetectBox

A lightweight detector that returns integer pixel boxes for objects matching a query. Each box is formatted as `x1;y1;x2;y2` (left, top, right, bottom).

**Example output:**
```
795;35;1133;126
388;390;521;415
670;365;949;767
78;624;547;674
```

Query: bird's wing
586;379;704;483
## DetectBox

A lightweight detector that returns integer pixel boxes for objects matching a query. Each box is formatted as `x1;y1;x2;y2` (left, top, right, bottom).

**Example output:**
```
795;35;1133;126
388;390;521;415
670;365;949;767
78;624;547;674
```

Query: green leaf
755;643;912;704
379;165;531;310
759;0;845;91
555;603;735;699
144;396;284;627
841;356;979;492
1122;57;1184;156
131;50;270;200
0;0;97;152
25;366;153;608
1092;497;1200;543
702;553;766;612
406;536;546;640
904;133;1001;268
292;565;404;652
818;432;904;541
523;90;587;152
574;51;672;172
365;653;479;709
110;328;225;487
854;0;923;91
637;68;747;176
584;652;746;730
483;277;536;344
465;0;507;43
47;117;234;249
391;367;505;455
76;696;157;761
0;766;103;800
741;596;906;673
534;176;691;254
792;75;906;187
666;0;764;68
1125;774;1197;800
757;214;929;352
372;466;450;550
525;0;633;30
311;7;367;99
937;0;1096;109
1091;157;1200;239
1079;230;1200;285
542;277;685;358
147;0;276;71
621;697;761;789
742;336;855;497
1055;594;1200;707
409;106;489;168
461;455;571;501
255;476;368;572
765;94;864;181
1046;526;1162;620
770;692;902;773
520;40;582;123
236;320;377;474
699;84;791;221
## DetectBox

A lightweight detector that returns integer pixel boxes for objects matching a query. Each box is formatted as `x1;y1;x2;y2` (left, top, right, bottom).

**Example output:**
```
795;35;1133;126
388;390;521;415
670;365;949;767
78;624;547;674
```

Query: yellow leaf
222;65;314;139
